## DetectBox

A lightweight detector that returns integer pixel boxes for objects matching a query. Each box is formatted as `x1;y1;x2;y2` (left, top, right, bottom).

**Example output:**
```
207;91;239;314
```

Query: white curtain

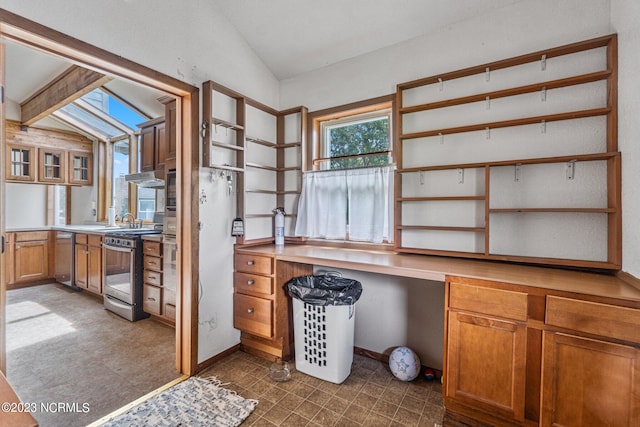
295;165;394;243
295;169;348;240
347;165;393;243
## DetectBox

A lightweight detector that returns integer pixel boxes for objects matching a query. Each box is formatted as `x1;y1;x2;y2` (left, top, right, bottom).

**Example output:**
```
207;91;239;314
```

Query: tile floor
201;351;445;427
6;283;179;427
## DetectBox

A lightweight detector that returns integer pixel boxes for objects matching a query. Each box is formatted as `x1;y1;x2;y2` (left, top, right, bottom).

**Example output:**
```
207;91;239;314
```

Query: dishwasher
54;231;79;290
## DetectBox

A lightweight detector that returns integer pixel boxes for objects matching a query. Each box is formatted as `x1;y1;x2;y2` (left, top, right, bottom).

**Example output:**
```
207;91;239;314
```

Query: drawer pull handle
147;297;156;302
247;308;254;314
247;280;254;285
247;260;255;266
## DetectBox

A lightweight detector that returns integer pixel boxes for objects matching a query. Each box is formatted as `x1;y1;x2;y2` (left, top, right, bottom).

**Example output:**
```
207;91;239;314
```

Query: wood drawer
144;241;162;257
143;284;162;315
546;296;640;344
15;231;49;242
88;234;102;246
449;280;528;322
234;272;274;297
234;293;273;339
164;303;176;321
144;255;162;272
75;234;88;244
144;269;162;286
235;253;273;275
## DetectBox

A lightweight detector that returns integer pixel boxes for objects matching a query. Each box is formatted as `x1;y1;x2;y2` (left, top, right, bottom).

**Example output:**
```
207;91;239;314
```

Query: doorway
0;5;199;394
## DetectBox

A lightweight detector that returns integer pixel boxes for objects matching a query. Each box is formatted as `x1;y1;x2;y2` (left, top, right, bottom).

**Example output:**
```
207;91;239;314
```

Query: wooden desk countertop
237;244;640;304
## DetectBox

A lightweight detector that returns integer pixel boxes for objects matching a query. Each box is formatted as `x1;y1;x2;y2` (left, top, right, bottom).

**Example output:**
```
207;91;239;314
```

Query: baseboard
195;344;241;374
354;346;442;380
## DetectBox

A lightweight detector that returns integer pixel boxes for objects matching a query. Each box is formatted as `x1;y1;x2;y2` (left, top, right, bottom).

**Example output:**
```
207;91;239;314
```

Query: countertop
7;224;153;234
236;244;640;304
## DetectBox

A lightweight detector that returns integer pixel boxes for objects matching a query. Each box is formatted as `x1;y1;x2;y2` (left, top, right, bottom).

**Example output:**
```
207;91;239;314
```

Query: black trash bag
286;273;362;306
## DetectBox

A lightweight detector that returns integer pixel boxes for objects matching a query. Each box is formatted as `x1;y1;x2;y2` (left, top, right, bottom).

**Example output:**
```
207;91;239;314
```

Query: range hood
125;170;165;188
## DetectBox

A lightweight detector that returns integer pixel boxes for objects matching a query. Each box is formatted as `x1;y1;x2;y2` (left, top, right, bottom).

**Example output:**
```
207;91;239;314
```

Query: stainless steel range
103;229;161;321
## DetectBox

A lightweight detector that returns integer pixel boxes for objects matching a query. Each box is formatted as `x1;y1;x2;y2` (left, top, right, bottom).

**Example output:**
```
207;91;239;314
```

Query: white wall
611;0;640;277
5;183;47;227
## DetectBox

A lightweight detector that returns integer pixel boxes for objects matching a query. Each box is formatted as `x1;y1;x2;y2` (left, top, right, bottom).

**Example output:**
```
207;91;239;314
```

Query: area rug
100;376;258;427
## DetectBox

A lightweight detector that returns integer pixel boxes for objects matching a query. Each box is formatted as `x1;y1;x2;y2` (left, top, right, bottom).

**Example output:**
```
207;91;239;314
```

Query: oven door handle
102;243;135;253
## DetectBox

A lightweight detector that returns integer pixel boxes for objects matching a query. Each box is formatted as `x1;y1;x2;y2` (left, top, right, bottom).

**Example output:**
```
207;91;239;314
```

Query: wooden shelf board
246;189;278;194
398;152;619;173
208;164;244;173
398;196;485;202
212;117;244;131
400;107;611;140
489;208;615;213
400;70;612;114
397;225;485;232
211;141;244;151
246;162;278;171
246;136;276;147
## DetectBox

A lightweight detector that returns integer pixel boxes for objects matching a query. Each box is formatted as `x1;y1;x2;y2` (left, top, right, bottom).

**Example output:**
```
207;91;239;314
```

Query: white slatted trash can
287;274;362;384
293;299;355;384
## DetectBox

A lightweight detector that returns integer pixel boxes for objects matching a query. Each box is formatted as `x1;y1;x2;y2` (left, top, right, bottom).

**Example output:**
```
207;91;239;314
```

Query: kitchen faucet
122;212;136;228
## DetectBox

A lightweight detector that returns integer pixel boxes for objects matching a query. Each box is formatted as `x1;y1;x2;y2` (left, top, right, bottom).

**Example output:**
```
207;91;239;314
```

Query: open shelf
395;34;620;270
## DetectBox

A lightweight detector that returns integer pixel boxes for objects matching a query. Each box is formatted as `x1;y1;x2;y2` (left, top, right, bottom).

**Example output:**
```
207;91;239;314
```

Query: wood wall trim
20;65;112;125
617;271;640;292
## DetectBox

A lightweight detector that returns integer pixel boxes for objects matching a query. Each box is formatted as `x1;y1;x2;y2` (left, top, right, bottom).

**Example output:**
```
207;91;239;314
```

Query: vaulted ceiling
211;0;525;79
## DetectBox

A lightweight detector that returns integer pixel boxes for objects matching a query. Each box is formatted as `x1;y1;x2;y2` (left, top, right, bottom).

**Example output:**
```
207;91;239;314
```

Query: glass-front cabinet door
68;151;93;185
39;148;66;183
6;143;35;181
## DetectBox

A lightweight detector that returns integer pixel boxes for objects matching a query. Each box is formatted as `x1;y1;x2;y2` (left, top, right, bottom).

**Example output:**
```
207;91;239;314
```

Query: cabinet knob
247;308;254;314
247;260;255;266
247;280;254;285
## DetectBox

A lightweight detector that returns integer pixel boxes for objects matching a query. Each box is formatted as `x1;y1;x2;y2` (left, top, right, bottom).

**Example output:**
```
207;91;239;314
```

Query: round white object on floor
389;346;421;381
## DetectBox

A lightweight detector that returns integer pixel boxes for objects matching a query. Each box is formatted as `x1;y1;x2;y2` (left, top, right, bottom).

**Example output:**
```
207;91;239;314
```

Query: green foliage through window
324;115;390;169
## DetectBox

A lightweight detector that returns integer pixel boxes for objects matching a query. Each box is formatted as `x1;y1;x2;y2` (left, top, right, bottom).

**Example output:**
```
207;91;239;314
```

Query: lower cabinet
74;234;102;295
142;239;175;326
444;276;640;427
6;231;51;285
233;249;312;361
446;310;527;422
541;332;639;427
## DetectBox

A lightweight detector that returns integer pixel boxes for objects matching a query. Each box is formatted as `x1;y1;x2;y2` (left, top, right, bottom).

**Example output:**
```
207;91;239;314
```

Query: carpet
100;376;258;427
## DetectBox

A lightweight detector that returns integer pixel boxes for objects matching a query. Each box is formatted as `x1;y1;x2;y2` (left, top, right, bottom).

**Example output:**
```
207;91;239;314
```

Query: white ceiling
211;0;524;80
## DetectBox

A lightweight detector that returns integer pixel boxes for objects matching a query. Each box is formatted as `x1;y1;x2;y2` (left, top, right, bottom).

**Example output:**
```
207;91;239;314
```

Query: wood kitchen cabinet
139;117;166;172
6;143;36;182
74;234;102;295
444;276;640;427
444;277;528;424
68;151;93;186
540;296;640;427
38;147;66;183
233;248;312;361
5;231;51;286
142;239;175;325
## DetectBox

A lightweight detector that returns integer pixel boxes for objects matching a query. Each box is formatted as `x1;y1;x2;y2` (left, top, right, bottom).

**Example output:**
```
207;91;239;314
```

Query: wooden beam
20;64;112;125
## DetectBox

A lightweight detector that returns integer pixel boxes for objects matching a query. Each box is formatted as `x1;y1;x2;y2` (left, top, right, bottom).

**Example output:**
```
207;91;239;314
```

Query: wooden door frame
0;9;200;375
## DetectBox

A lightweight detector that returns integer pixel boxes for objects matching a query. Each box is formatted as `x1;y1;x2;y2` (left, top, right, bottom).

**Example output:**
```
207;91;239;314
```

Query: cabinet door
14;240;49;282
155;122;166;169
445;310;527;422
74;244;88;288
68;151;93;185
38;148;66;183
165;100;177;160
6;144;35;182
140;126;155;172
87;245;102;294
541;332;640;427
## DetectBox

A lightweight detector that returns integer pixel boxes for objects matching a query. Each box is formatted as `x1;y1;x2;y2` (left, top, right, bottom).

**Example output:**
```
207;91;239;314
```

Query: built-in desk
235;244;640;427
239;244;640;302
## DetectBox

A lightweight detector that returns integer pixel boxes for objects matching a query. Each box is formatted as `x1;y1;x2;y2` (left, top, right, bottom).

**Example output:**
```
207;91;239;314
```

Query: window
112;139;130;219
316;108;392;171
296;97;394;243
